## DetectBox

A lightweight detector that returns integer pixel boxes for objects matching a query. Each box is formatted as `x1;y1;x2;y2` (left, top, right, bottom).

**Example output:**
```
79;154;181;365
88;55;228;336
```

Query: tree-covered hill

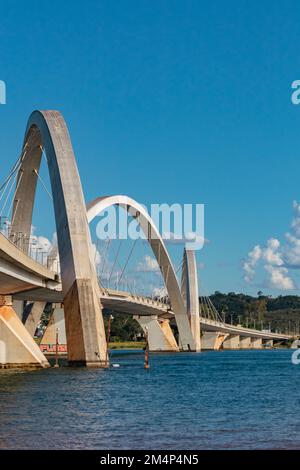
210;292;300;334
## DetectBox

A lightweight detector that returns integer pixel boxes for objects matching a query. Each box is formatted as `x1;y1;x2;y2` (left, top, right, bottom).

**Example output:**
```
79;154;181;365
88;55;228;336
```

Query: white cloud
152;287;167;297
32;235;52;253
136;255;160;273
263;238;283;266
264;265;295;290
29;228;60;270
242;202;300;290
282;201;300;268
243;245;262;282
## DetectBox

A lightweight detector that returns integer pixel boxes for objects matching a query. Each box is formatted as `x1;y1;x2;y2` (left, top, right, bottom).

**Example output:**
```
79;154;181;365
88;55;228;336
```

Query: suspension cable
8;169;24;224
33;169;53;201
199;296;207;318
207;296;224;323
201;296;211;319
0;153;23;198
0;168;20;218
100;238;111;278
117;238;138;288
108;240;122;285
109;242;135;295
175;258;184;275
206;296;217;321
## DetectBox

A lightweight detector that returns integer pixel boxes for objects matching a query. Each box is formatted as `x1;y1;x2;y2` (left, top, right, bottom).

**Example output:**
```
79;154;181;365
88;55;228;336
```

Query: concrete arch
87;195;196;351
10;110;107;366
181;248;201;351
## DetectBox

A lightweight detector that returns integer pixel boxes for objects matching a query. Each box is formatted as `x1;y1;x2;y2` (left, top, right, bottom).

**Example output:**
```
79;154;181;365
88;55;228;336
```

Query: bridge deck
0;240;291;342
0;233;59;295
200;318;291;341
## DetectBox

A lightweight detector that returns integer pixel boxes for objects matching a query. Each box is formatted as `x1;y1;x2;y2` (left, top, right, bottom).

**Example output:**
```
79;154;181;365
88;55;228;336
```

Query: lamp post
54;328;59;368
105;314;113;368
144;326;150;369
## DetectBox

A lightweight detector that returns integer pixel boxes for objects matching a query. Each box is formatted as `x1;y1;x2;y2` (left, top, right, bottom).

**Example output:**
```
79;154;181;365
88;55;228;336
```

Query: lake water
1;349;300;450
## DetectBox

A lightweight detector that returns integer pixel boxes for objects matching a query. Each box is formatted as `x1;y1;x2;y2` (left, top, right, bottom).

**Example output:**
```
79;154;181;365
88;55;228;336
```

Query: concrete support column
12;300;24;321
291;339;300;349
134;315;179;352
239;336;251;349
10;111;107;367
215;334;228;350
0;295;49;368
251;337;263;349
181;249;201;351
40;305;66;345
201;331;228;350
263;339;273;348
223;334;240;349
40;305;67;355
24;301;46;337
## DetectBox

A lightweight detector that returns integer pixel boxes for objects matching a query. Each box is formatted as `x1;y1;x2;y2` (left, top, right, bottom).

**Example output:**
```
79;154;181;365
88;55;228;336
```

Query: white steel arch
87;195;196;351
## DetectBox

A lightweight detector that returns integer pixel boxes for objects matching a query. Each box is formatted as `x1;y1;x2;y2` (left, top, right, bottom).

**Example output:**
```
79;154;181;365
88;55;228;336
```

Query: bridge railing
0;219;60;274
199;316;292;338
103;288;171;310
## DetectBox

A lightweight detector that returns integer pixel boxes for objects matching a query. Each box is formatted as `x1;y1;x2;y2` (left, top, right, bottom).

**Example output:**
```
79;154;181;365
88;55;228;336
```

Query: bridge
0;110;294;368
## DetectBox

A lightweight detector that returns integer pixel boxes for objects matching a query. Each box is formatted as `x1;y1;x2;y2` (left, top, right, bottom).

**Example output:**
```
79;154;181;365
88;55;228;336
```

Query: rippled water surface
1;349;300;449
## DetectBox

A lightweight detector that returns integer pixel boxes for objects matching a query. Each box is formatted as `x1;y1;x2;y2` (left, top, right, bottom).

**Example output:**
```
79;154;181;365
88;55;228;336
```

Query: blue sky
1;0;300;296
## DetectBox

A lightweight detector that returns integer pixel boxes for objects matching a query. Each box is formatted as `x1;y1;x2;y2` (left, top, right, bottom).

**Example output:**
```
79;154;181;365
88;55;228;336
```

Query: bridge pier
201;331;228;350
24;301;47;336
181;249;201;351
40;305;66;346
223;334;240;349
9;111;107;367
251;337;263;349
0;296;49;368
134;315;179;352
12;300;24;321
239;336;252;349
262;339;273;348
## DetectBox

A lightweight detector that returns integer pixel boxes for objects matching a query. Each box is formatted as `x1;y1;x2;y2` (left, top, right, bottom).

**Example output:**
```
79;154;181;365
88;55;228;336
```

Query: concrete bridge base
201;331;228;350
223;334;240;349
239;336;251;349
251;337;263;349
263;339;273;348
12;300;24;321
181;249;201;351
24;301;46;336
203;332;275;350
40;305;66;346
0;297;49;369
134;315;179;352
